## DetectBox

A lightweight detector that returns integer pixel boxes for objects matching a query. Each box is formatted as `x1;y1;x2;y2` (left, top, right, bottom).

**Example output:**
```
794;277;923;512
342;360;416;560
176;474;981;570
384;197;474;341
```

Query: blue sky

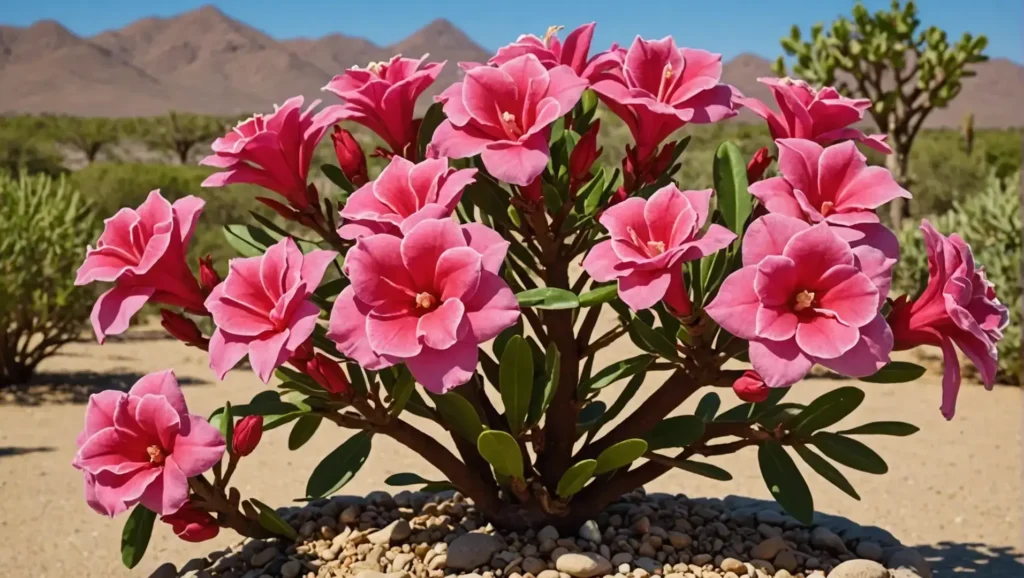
3;0;1021;63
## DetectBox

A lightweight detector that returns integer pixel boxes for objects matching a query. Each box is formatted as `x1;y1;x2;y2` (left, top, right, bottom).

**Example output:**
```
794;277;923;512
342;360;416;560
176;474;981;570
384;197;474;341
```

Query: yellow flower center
646;240;666;256
543;25;564;46
500;111;522;139
147;445;165;465
820;201;835;217
794;290;816;312
366;61;385;76
415;292;437;310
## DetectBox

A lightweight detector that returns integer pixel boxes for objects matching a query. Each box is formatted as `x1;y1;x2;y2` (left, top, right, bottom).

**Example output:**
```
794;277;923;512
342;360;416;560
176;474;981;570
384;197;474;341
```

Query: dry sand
0;327;1021;577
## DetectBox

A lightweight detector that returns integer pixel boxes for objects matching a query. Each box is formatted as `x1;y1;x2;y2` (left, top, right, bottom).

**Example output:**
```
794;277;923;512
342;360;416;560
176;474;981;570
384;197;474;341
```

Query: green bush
0;173;99;385
894;170;1021;384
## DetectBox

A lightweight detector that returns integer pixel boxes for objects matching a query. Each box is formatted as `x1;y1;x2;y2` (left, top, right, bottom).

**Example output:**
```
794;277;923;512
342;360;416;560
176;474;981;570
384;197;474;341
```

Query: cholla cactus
773;0;988;226
0;172;98;385
69;23;1010;569
962;112;975;154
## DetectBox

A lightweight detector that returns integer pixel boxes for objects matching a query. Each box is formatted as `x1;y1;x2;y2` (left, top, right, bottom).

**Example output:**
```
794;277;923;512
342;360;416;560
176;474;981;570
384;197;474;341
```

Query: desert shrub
894;170;1021;384
0;173;99;385
0;116;66;177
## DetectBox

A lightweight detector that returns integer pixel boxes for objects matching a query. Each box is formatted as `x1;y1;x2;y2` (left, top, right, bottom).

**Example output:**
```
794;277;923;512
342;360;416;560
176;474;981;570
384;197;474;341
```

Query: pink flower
735;77;891;154
582;184;736;312
733;371;771;403
338;156;477;239
75;190;205;343
205;237;337;383
72;370;225;517
489;23;621;81
200;96;339;210
431;54;588;185
706;215;894;387
161;502;220;542
591;36;737;162
888;221;1009;419
750;139;910;228
328;219;520;393
324;55;445;158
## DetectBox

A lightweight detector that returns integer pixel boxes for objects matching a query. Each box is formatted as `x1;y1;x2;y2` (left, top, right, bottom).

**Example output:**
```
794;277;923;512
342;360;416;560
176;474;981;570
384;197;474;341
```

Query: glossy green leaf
631;316;680;360
788;386;865;436
758;441;814;524
417;102;446;159
120;505;156;569
716;387;790;423
695;392;721;421
516;287;580;310
794;444;861;500
528;343;560;426
645;415;706;450
812;432;889;474
385;472;437;486
590;372;645;439
837;421;920;437
223;224;276;257
321;163;355;194
288;415;322;451
432;392;484;442
594;439;648;475
493;321;523;360
387;368;416;417
251;498;298;540
576;401;607;432
670;459;733;481
305;431;373;498
578;284;618;307
477;430;524;479
712;141;752;235
579;355;652;393
499;335;533;436
859;361;927;383
217;401;234;455
557;460;597;498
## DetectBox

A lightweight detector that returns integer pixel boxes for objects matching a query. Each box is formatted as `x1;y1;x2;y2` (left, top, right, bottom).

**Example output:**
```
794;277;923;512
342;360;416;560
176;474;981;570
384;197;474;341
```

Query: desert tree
773;0;988;226
48;115;123;163
133;111;231;164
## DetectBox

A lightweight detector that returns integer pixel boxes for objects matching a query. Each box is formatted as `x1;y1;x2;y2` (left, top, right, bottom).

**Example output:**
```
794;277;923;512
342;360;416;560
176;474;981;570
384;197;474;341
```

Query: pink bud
746;147;772;183
198;255;221;296
160;501;220;542
331;126;369;186
160;309;207;348
289;338;315;373
570;120;602;193
307;353;351;397
256;196;299;222
732;370;771;403
518;177;544;204
232;415;263;457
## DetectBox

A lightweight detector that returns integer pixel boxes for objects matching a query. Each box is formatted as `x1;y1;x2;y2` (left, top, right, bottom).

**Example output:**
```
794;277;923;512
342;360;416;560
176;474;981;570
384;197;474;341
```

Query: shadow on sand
0;446;56;459
913;541;1024;577
1;370;205;406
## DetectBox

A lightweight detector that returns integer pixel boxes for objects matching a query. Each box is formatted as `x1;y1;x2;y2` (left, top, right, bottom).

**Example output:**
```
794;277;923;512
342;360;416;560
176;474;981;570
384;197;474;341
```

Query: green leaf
837;421;920;437
757;403;806;429
695;392;721;421
120;505;156;569
305;431;373;498
417;102;446;159
385;472;436;486
288;415;322;451
579;355;652;393
812;432;888;474
758;441;814;524
794;444;861;500
528;343;560;426
218;401;234;455
321;163;355;194
386;369;417;417
859;361;927;383
589;373;645;441
631;316;681;360
712;141;752;235
314;277;348;302
499;335;533;436
251;498;299;540
556;460;597;498
516;287;580;310
594;439;648;475
477;430;524;479
432;392;484;442
671;459;733;481
493;321;523;360
223;224;277;257
645;415;706;450
576;401;607;432
716;387;790;423
788;386;865;437
578;284;618;307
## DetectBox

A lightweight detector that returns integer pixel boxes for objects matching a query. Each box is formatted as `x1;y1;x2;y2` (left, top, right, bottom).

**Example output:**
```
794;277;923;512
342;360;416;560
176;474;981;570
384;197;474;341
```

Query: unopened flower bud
331;126;369;186
232;415;263;457
519;177;543;204
746;147;772;183
570;120;602;192
732;370;771;403
198;255;221;296
255;196;300;221
160;309;206;347
289;338;315;372
161;501;220;542
307;353;351;397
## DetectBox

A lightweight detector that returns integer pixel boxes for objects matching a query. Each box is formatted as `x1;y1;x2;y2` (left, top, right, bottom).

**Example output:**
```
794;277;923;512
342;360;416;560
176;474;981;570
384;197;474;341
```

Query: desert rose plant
71;23;1010;568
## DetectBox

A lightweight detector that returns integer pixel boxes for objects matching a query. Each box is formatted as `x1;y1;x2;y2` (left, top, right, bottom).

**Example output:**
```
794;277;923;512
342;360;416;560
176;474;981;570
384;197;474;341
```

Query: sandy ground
0;326;1021;578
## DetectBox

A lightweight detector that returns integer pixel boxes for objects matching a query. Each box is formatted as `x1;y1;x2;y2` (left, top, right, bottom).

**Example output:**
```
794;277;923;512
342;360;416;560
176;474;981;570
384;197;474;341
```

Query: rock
280;560;302;578
370;520;412;544
611;553;633;566
854;541;882;562
773;572;792;578
748;560;774;575
555;553;613;578
886;549;931;578
810;527;847;554
720;558;747;576
756;511;787;525
693;554;713;566
550;547;570;561
522;557;547;575
428;555;448;570
772;552;797;573
579;520;602;543
250;547;280;568
757;524;783;539
632;517;652;534
635;557;660;573
393;553;416;571
180;559;207;575
341;505;361;524
668;532;693;549
447;533;505;570
751;537;788;560
888;570;923;578
148;563;177;578
638;542;657;557
825;559;887;578
538;526;560;542
538;571;561;578
806;557;820;569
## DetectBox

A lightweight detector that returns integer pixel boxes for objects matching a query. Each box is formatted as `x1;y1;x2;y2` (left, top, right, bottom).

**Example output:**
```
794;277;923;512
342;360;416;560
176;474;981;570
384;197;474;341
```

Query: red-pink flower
205;237;337;383
323;55;445;158
733;370;771;403
72;370;225;517
570;119;602;194
75;190;205;343
161;502;220;542
888;221;1008;419
331;126;369;187
200;96;338;209
307;352;352;397
750;139;910;228
706;215;894;387
232;415;263;457
735;77;891;154
327;219;520;393
338;156;477;239
591;36;737;162
489;23;621;81
431;54;588;185
582;184;736;312
746;147;772;184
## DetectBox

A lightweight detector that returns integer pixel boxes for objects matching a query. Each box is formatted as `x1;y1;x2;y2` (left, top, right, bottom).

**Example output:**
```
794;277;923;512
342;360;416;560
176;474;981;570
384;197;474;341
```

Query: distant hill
1;5;1021;127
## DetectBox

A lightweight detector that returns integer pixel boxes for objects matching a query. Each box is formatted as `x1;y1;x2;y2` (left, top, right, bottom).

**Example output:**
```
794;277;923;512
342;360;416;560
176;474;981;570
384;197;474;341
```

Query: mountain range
1;5;1021;128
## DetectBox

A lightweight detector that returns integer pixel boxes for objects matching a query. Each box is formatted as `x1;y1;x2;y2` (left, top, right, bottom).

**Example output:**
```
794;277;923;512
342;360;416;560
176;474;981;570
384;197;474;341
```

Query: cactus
962;112;975;154
0;172;99;385
775;0;989;227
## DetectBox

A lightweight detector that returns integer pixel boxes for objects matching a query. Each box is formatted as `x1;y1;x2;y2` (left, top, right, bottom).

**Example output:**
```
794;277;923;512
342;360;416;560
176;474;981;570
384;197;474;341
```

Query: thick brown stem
189;477;274;539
